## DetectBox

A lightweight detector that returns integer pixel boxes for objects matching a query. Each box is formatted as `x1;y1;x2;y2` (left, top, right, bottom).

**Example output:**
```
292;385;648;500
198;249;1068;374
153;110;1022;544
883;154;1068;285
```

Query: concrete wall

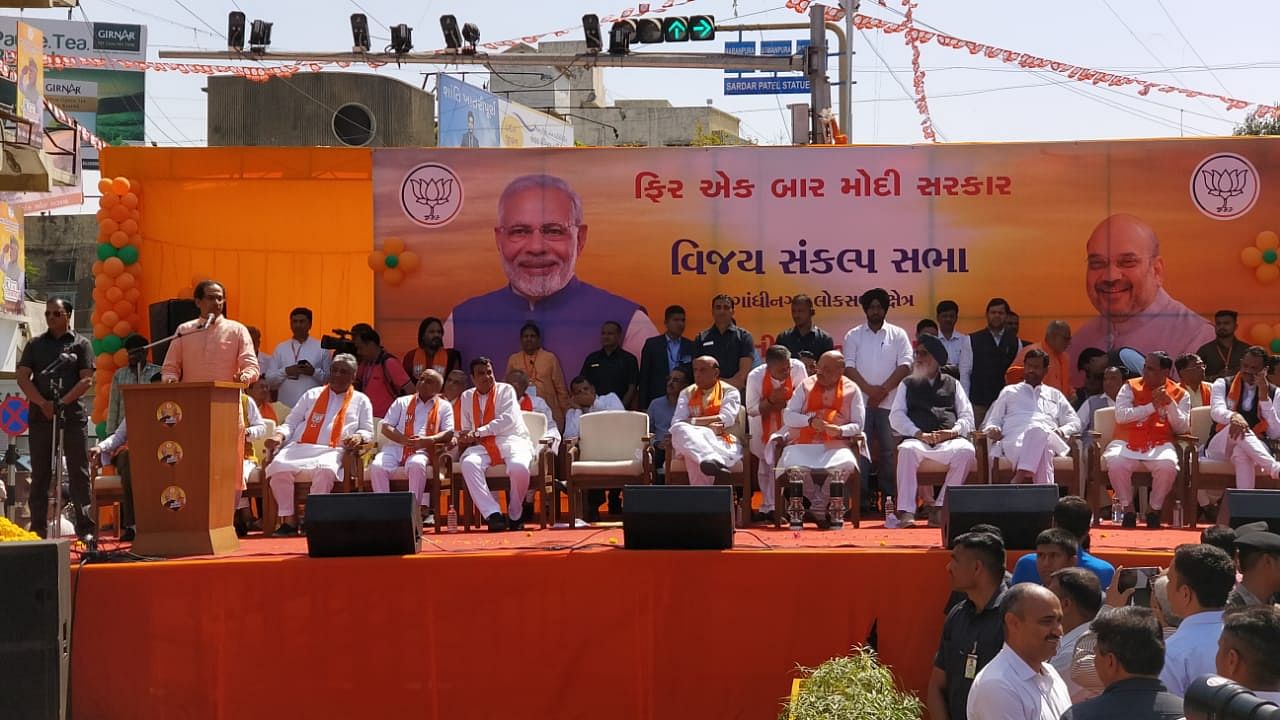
569;101;746;147
24;214;96;334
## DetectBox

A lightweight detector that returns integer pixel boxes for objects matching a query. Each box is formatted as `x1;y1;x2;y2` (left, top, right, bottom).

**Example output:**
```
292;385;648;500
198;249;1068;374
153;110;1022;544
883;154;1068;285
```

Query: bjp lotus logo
400;163;463;228
1191;153;1259;220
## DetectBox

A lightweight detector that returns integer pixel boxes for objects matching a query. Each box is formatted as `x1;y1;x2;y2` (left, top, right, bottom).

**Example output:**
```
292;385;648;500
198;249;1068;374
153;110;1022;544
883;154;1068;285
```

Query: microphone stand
142;316;214;354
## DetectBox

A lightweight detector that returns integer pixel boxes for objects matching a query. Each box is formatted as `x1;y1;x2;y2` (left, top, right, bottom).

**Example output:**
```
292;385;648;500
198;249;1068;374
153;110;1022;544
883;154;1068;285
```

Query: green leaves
781;646;923;720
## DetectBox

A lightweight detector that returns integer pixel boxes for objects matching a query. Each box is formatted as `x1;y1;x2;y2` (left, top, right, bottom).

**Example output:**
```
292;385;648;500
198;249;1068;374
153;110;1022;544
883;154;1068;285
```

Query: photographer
16;299;95;538
353;325;413;418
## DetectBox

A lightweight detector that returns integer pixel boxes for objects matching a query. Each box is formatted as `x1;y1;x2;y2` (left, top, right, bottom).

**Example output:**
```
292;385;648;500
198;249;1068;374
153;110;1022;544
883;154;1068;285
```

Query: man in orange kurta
505;322;570;429
1004;320;1073;399
161;280;259;385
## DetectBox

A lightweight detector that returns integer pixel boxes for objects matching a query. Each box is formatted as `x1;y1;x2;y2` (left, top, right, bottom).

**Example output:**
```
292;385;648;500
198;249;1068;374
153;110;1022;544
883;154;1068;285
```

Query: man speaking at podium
161;280;259;385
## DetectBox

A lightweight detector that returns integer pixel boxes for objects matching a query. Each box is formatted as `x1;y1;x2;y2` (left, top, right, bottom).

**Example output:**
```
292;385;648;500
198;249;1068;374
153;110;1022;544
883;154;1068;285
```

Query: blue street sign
724;76;812;95
760;40;792;56
724;41;756;74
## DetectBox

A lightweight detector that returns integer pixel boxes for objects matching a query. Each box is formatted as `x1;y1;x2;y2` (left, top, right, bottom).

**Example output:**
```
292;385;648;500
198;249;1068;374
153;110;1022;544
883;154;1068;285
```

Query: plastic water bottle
884;496;896;525
1112;496;1123;524
1172;500;1183;529
787;482;804;532
446;503;459;533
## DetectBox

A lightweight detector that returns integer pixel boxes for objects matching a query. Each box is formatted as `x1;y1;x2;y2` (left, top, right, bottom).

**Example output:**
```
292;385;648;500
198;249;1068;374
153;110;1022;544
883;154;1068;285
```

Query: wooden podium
122;382;243;556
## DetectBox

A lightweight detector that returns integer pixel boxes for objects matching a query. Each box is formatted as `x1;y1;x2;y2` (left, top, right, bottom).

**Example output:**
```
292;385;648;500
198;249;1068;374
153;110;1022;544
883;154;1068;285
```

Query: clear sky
11;0;1280;148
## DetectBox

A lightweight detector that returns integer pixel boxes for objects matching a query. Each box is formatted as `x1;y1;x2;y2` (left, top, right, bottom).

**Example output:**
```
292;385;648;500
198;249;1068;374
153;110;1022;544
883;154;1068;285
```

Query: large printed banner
372;139;1280;380
438;74;573;149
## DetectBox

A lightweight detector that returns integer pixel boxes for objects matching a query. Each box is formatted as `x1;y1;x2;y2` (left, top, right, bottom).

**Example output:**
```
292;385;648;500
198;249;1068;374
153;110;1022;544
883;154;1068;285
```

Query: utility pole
845;0;859;141
806;5;833;144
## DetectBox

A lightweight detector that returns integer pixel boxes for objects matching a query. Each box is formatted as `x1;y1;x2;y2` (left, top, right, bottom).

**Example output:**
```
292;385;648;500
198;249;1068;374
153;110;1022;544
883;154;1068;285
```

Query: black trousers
28;416;93;537
116;449;135;528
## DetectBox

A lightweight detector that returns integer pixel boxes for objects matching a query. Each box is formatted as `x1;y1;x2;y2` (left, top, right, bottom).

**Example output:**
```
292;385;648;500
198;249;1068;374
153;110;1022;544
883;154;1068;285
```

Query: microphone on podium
195;313;215;330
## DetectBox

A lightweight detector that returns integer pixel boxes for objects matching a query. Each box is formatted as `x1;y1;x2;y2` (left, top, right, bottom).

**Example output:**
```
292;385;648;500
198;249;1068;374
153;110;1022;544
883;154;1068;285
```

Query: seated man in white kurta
265;353;375;536
1105;351;1190;529
369;368;455;525
458;357;535;532
779;351;866;528
983;348;1080;486
1201;345;1280;516
888;335;975;529
506;368;561;454
670;355;743;485
564;375;626;439
746;344;808;522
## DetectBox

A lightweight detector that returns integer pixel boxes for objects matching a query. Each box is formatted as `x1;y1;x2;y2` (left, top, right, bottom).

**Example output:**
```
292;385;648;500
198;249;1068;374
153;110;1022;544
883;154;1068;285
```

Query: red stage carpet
70;523;1191;720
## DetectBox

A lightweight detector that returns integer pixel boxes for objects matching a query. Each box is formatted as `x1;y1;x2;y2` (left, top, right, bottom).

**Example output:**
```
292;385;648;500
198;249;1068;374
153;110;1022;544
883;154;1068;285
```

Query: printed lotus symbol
1200;168;1249;214
410;177;454;221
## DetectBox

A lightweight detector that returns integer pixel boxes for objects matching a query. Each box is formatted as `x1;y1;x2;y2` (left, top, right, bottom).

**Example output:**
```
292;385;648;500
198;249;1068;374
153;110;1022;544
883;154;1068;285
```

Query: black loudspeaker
147;298;200;366
1227;489;1280;534
943;485;1058;550
304;492;421;557
622;485;734;550
0;539;70;720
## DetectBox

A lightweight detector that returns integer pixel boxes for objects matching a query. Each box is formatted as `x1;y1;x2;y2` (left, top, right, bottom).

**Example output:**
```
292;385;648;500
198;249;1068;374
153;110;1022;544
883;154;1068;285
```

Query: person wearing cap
888;334;976;528
1227;529;1280;610
982;348;1081;485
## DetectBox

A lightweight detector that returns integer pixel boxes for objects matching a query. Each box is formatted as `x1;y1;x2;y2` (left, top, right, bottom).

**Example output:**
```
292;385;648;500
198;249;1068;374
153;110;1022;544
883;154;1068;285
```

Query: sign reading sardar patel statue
371;141;1279;382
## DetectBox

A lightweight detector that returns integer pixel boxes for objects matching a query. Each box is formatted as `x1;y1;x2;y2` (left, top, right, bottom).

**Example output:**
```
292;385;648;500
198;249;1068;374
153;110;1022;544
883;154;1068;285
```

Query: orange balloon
114;300;134;317
109;231;129;248
397;250;420;272
127;236;142;250
128;209;140;222
93;324;108;340
91;260;104;276
95;208;109;222
100;193;119;209
120;219;138;235
383;268;404;286
113;349;129;368
109;204;129;222
102;256;124;277
111;177;131;195
105;286;123;303
100;218;119;236
128;178;141;193
114;272;136;290
97;178;114;195
367;251;385;271
96;352;112;368
123;263;141;277
125;287;140;302
92;287;108;306
382;237;406;256
94;274;113;289
121;193;139;209
112;320;132;338
101;310;120;328
126;313;141;328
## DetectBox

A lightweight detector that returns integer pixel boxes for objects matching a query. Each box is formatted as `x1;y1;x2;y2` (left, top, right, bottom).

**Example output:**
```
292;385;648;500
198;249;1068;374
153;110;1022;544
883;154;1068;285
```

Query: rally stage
71;523;1185;720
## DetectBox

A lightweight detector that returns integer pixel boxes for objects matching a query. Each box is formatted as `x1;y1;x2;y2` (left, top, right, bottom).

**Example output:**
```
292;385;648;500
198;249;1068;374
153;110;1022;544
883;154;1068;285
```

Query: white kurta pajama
1106;382;1190;511
459;382;535;521
670;382;743;486
983;382;1080;486
889;376;976;512
778;376;866;513
746;360;808;512
1201;377;1280;505
370;394;454;508
267;386;375;515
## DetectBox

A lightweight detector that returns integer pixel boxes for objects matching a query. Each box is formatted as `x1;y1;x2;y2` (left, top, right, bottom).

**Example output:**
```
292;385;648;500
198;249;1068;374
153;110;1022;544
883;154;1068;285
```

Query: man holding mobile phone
267;306;330;408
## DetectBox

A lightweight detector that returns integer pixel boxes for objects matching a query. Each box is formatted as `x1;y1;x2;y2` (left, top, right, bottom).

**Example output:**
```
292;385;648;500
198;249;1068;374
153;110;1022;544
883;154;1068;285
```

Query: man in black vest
969;298;1020;424
888;334;977;528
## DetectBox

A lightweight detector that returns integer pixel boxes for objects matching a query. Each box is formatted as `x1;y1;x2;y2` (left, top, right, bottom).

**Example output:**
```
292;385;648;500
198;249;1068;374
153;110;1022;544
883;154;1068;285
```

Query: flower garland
89;177;143;439
0;516;39;542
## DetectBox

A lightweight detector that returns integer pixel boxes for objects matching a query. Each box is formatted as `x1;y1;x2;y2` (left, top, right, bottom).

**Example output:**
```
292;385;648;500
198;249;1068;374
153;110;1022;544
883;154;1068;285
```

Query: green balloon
95;421;107;440
96;243;117;261
384;254;399;269
1271;339;1280;353
101;334;123;354
91;339;103;354
117;245;139;265
1265;249;1278;265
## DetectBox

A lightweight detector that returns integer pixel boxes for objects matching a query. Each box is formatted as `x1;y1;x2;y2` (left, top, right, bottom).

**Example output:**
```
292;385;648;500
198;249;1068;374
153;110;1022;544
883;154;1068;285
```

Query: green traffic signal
690;15;715;41
662;16;688;42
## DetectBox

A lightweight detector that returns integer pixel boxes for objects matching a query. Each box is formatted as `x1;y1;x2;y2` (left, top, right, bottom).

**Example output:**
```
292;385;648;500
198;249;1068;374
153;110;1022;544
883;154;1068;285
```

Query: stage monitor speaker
1226;489;1280;534
0;539;70;720
304;492;421;557
622;485;734;550
147;298;200;366
943;485;1058;550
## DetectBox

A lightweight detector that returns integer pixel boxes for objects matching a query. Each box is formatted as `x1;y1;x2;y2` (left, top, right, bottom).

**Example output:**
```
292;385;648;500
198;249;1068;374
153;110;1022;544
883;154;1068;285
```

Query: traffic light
690;15;716;41
662;17;689;42
635;18;663;44
583;14;602;53
609;20;635;55
609;16;714;54
227;11;245;51
440;15;462;50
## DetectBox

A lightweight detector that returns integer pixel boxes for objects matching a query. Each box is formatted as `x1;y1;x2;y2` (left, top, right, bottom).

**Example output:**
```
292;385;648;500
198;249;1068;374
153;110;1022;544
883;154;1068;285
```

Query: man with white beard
888;334;976;528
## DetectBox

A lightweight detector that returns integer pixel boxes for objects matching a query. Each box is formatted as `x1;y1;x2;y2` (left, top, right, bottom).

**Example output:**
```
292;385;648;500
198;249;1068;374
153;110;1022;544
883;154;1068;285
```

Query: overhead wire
1154;0;1234;98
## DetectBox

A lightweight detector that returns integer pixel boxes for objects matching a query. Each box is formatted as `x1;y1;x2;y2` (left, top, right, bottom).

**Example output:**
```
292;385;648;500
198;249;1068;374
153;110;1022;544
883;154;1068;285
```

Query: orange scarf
257;400;278;423
299;386;354;447
402;395;441;462
689;381;734;446
759;370;793;439
1114;378;1186;452
1217;374;1269;436
520;394;533;412
471;389;503;464
796;378;845;444
430;348;448;371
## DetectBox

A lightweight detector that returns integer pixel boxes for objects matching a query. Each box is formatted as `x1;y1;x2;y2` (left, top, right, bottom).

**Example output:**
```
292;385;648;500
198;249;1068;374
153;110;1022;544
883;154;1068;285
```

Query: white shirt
522;391;559;434
279;385;374;446
745;359;809;441
782;376;866;439
381;394;454;456
672;382;741;428
938;330;974;394
97;402;268;459
1050;621;1092;703
967;644;1072;720
842;322;914;410
459;382;530;441
983;382;1081;455
888;373;975;438
1159;609;1224;697
564;392;626;439
1210;377;1280;440
267;337;331;408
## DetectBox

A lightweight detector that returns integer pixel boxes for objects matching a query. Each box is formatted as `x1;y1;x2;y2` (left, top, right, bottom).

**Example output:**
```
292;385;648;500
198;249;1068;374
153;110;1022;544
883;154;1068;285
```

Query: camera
321;328;356;357
1184;675;1280;720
